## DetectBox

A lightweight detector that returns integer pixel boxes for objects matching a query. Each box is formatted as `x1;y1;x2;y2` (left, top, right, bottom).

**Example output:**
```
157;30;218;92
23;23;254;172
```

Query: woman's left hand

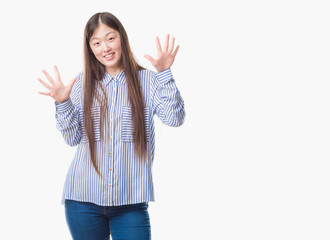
144;34;179;73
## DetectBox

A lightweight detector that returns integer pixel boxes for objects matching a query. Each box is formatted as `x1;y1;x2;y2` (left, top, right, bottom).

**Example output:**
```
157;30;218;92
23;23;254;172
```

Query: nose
103;41;111;52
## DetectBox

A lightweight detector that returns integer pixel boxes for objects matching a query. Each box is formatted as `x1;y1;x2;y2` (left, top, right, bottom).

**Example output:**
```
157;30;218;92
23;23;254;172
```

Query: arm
145;34;185;126
55;80;83;146
38;66;81;146
151;68;185;126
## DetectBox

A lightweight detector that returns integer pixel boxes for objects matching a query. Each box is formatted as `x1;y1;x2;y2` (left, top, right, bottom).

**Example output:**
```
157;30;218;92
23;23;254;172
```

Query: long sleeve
151;68;185;127
60;69;184;206
55;77;83;146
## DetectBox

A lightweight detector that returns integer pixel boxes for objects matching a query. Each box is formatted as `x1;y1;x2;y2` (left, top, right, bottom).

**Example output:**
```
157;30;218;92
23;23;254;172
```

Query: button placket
108;80;118;193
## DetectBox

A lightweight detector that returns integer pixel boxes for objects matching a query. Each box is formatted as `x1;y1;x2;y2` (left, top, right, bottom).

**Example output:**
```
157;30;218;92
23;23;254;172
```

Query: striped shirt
55;68;185;206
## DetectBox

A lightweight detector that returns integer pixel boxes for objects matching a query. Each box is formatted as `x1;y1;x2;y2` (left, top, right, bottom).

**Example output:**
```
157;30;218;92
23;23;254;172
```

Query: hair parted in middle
83;12;147;175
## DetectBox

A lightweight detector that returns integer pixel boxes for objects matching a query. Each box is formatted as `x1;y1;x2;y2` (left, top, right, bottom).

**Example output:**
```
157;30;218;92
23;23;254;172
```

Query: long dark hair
83;12;147;175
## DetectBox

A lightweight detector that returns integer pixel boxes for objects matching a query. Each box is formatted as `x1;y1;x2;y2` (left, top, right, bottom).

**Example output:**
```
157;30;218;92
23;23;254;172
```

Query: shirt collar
102;70;126;86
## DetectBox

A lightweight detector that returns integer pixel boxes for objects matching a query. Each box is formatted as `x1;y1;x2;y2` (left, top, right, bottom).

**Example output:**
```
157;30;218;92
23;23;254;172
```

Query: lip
104;52;115;61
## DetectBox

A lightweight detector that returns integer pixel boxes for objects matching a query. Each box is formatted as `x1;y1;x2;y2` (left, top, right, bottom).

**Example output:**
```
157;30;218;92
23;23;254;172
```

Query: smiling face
89;23;122;76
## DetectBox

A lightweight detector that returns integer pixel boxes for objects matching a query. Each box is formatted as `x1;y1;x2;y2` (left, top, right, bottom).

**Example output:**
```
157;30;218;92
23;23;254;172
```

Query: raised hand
144;34;179;73
38;66;77;103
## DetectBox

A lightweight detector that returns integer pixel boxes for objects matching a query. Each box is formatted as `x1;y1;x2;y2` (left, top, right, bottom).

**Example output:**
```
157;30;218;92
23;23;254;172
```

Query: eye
109;37;114;41
94;42;100;46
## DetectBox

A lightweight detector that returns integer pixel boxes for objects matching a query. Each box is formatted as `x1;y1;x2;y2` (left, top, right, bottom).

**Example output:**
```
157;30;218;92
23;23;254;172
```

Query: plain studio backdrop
0;0;329;239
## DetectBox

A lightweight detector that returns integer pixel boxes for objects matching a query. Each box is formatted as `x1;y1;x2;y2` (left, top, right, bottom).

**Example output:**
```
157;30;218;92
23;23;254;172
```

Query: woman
38;12;185;240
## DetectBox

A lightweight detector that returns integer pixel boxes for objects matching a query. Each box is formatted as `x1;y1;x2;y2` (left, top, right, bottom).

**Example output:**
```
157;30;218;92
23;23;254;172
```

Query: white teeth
105;53;114;57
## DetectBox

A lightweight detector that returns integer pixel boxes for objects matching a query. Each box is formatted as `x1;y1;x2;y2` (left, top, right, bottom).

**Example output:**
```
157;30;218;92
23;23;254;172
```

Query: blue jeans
65;200;151;240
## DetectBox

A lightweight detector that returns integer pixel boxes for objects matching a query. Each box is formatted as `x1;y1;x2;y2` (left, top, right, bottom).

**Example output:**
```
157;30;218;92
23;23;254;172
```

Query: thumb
144;55;155;64
68;77;77;90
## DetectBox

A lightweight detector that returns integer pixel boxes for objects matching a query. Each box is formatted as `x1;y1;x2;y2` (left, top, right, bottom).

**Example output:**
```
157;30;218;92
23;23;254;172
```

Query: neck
106;66;123;78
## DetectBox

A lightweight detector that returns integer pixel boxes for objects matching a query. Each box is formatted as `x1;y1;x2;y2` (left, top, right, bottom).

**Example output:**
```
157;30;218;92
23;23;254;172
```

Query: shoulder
76;72;84;84
70;72;84;98
73;72;84;89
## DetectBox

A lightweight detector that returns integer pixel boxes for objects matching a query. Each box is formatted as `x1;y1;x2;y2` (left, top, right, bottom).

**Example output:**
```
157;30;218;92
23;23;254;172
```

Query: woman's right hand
38;65;77;103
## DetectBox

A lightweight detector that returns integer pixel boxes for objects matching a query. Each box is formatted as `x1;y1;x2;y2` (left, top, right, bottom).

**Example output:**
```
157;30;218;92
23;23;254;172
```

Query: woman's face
90;23;122;76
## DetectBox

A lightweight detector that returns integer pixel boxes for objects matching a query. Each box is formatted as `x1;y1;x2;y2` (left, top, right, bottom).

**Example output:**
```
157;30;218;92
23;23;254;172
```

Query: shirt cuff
155;68;173;85
55;98;74;113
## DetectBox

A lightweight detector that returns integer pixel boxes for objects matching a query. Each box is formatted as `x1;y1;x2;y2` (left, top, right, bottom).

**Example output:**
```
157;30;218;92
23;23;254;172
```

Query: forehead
91;24;118;40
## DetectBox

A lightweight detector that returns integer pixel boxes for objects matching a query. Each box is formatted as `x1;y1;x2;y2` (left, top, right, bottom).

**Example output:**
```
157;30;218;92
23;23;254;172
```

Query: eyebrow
91;31;116;41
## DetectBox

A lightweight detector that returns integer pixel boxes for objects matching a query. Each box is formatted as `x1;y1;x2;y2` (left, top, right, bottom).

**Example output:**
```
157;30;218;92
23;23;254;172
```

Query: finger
42;69;55;85
38;91;50;96
155;36;162;53
169;37;175;53
144;55;155;64
37;78;51;89
68;77;77;90
172;45;180;58
163;34;170;52
54;65;63;84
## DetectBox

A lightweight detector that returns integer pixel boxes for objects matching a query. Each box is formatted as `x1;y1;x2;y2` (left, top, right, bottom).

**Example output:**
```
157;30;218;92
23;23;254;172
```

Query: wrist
156;67;170;73
55;98;73;113
155;68;173;84
56;97;69;104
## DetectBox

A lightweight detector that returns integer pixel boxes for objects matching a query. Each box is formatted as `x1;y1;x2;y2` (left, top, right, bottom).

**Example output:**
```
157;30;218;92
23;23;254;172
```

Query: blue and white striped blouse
55;68;185;206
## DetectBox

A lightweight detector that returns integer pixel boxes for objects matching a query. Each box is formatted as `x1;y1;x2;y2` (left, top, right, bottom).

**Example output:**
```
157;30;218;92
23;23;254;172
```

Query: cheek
115;44;122;57
90;47;101;58
94;49;102;58
114;41;122;52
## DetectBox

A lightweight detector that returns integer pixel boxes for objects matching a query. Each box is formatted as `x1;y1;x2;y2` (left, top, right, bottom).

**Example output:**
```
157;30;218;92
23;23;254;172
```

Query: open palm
38;66;77;103
144;34;179;73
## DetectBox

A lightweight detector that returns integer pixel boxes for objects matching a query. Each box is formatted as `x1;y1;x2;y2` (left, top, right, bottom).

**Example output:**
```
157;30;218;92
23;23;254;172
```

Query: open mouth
104;53;115;60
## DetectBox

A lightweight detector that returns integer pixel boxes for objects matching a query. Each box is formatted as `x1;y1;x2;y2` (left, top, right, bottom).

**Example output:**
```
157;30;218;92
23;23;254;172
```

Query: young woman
38;12;185;240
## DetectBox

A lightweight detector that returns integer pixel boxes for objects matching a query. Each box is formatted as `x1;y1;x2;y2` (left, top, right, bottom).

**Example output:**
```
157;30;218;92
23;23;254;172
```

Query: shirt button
109;185;112;187
110;136;113;139
110;119;113;122
109;152;112;155
113;88;116;91
112;103;114;106
109;168;112;171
